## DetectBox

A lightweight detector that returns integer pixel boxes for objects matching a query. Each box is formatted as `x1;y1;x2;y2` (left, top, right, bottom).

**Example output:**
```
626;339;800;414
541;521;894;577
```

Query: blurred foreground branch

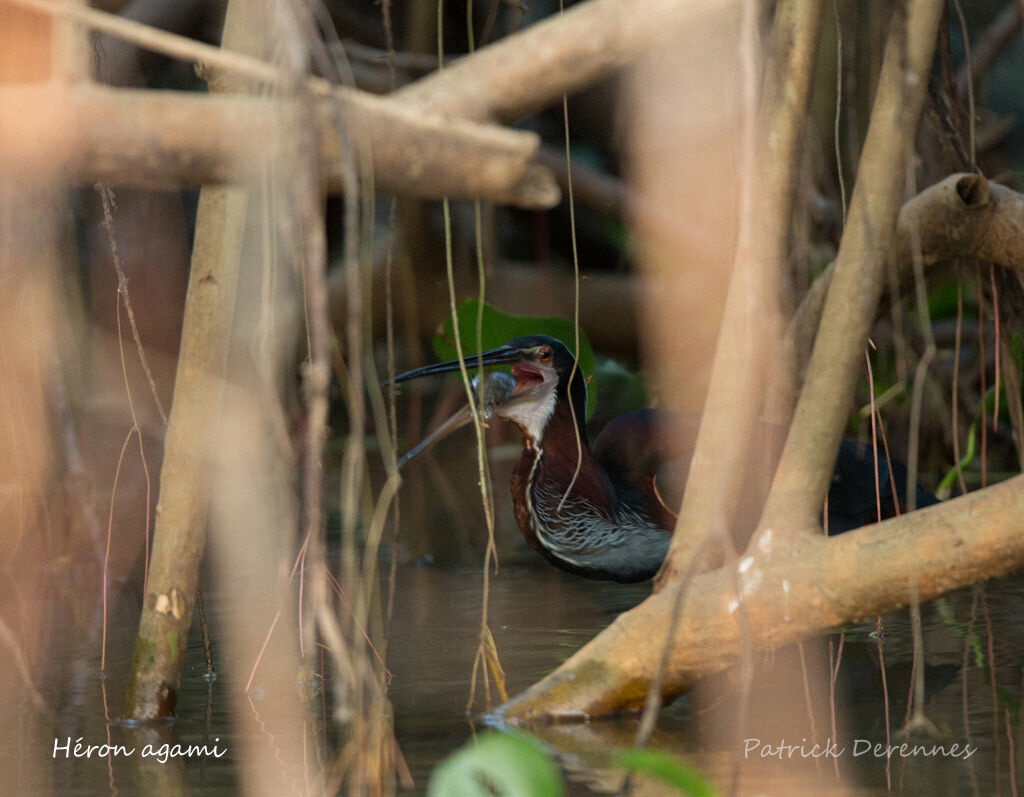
0;82;557;207
395;0;732;122
656;0;823;584
761;0;943;534
0;0;756;211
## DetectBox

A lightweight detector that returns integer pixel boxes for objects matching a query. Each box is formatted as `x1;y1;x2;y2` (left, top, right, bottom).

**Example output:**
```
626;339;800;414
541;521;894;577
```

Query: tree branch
0;83;558;207
394;0;733;123
124;2;252;722
760;0;945;534
792;174;1024;377
655;0;824;584
1;0;560;207
499;475;1024;722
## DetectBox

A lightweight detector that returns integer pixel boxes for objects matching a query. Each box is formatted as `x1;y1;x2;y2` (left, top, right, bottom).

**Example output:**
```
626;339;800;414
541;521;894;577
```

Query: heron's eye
538;346;553;363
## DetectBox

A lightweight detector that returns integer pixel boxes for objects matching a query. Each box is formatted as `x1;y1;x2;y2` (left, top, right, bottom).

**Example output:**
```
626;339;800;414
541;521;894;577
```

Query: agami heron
393;335;936;582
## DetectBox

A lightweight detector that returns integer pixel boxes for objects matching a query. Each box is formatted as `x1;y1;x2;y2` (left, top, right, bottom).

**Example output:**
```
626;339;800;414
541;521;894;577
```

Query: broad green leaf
925;275;961;320
432;299;597;419
592;356;646;424
428;731;564;797
615;748;718;797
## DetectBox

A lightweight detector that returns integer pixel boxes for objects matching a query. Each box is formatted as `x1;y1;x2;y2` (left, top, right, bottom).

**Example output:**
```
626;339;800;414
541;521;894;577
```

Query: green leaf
592;356;646;423
428;731;564;797
615;748;718;797
1010;331;1024;369
925;275;962;320
432;299;597;419
936;420;976;498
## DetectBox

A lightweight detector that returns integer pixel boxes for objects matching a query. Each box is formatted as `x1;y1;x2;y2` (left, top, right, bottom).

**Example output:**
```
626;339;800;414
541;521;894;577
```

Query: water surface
23;561;1024;794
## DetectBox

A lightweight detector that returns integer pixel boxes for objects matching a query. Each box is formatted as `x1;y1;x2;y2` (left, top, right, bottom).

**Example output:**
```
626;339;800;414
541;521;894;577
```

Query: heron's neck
508;400;667;581
517;397;608;508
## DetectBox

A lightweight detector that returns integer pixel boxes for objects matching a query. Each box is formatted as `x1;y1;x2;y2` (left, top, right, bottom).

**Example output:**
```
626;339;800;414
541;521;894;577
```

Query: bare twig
954;3;1022;99
792;174;1024;376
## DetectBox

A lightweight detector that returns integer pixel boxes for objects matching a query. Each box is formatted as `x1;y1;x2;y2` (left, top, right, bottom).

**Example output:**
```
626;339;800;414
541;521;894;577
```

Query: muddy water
386;563;651;787
22;561;1024;794
389;565;1024;794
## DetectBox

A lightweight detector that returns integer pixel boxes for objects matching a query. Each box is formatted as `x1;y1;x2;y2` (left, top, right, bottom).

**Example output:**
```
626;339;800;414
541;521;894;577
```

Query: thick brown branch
4;0;562;205
394;0;732;123
895;173;1024;270
499;475;1024;722
0;83;559;208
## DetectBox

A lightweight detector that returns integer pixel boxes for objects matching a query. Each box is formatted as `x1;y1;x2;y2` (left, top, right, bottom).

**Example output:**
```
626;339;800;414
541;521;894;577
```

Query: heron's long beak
389;345;521;384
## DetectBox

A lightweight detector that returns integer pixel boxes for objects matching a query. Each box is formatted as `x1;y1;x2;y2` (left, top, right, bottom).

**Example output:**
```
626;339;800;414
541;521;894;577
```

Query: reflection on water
19;593;239;796
389;566;1024;795
23;560;1024;794
387;562;651;788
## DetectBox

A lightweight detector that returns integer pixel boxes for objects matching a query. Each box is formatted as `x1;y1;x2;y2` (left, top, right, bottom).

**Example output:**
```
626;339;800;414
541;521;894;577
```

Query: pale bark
395;0;733;123
655;0;824;584
24;0;732;130
5;0;559;206
0;83;557;207
124;5;252;722
1;0;768;208
760;0;945;535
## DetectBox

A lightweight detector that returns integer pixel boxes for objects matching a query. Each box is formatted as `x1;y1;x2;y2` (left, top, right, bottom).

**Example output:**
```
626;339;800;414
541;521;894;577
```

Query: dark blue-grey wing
827;440;939;534
590;409;700;526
